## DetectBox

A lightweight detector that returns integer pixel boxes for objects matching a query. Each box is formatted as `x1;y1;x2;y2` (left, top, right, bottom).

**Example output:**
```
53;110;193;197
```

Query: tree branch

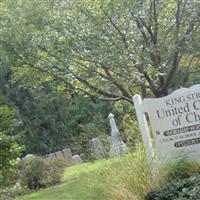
100;7;129;49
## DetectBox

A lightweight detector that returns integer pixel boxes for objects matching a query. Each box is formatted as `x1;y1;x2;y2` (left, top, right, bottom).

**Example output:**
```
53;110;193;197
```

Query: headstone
80;153;86;160
133;84;200;165
55;151;64;158
62;148;73;164
108;113;129;156
48;153;56;158
89;138;107;159
72;155;82;165
22;154;35;161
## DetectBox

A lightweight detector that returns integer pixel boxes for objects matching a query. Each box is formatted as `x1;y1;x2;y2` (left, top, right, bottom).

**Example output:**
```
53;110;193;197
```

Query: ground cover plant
146;175;200;200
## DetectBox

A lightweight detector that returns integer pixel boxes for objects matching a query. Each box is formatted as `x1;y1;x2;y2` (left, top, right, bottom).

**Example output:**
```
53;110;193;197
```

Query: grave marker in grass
108;113;129;156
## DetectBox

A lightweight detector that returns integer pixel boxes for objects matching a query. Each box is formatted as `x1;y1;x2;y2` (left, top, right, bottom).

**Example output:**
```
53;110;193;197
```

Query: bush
41;157;66;186
146;158;200;200
156;158;200;187
19;156;66;189
19;156;45;189
0;183;27;200
146;175;200;200
0;105;23;186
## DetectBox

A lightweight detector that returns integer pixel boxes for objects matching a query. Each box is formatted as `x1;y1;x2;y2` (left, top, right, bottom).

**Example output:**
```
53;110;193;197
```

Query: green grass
62;160;104;180
15;177;102;200
15;145;151;200
15;160;106;200
14;146;200;200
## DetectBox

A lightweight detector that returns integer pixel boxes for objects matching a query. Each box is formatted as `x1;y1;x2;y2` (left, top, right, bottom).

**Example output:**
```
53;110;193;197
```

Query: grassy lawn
15;177;103;200
15;148;151;200
15;160;106;200
62;161;104;180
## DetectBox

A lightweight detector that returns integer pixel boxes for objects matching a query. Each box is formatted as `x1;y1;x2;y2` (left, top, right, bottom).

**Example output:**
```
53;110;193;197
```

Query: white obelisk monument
108;113;129;156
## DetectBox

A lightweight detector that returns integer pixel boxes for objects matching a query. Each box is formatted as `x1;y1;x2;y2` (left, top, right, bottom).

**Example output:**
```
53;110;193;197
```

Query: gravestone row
47;148;82;165
23;148;83;166
23;113;130;165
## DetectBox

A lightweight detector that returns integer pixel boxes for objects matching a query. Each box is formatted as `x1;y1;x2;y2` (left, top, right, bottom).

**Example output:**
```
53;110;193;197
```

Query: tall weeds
87;145;200;200
87;144;151;200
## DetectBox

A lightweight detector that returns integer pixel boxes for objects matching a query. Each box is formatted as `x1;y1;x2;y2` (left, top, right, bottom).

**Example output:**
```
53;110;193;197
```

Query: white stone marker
72;155;82;165
108;113;129;156
22;154;35;161
55;151;64;158
133;84;200;164
48;153;56;158
62;148;73;164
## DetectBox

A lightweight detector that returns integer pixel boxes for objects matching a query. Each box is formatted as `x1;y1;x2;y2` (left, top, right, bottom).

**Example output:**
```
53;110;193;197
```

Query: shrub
0;133;22;186
0;105;23;186
19;156;45;189
41;157;66;186
0;183;27;200
156;158;200;186
146;175;200;200
19;156;66;189
146;158;200;200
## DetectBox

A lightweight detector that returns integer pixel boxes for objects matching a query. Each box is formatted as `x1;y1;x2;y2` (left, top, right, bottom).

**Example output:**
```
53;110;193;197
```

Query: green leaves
0;105;22;186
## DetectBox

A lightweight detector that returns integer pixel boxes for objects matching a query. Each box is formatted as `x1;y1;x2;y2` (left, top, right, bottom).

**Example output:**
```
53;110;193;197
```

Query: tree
1;0;199;104
0;64;114;155
0;105;22;186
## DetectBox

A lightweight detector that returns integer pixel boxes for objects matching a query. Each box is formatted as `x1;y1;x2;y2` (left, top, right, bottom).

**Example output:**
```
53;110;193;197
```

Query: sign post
133;95;154;166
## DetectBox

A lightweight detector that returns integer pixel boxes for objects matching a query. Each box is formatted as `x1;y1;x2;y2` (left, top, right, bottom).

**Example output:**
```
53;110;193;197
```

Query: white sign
133;85;200;163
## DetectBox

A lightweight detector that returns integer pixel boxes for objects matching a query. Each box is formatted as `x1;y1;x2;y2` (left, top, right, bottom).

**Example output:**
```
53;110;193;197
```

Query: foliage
0;133;21;186
1;0;199;104
19;156;66;190
42;157;66;187
146;175;200;200
146;158;200;200
0;183;27;200
15;91;113;155
120;113;141;148
0;0;199;160
1;63;115;156
0;105;22;137
19;157;45;189
0;64;114;156
0;105;22;186
158;158;200;184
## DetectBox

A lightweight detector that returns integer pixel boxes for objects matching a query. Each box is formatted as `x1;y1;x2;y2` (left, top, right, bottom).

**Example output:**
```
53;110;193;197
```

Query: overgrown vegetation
88;145;151;200
146;175;200;200
19;156;66;189
0;105;22;186
13;149;200;200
